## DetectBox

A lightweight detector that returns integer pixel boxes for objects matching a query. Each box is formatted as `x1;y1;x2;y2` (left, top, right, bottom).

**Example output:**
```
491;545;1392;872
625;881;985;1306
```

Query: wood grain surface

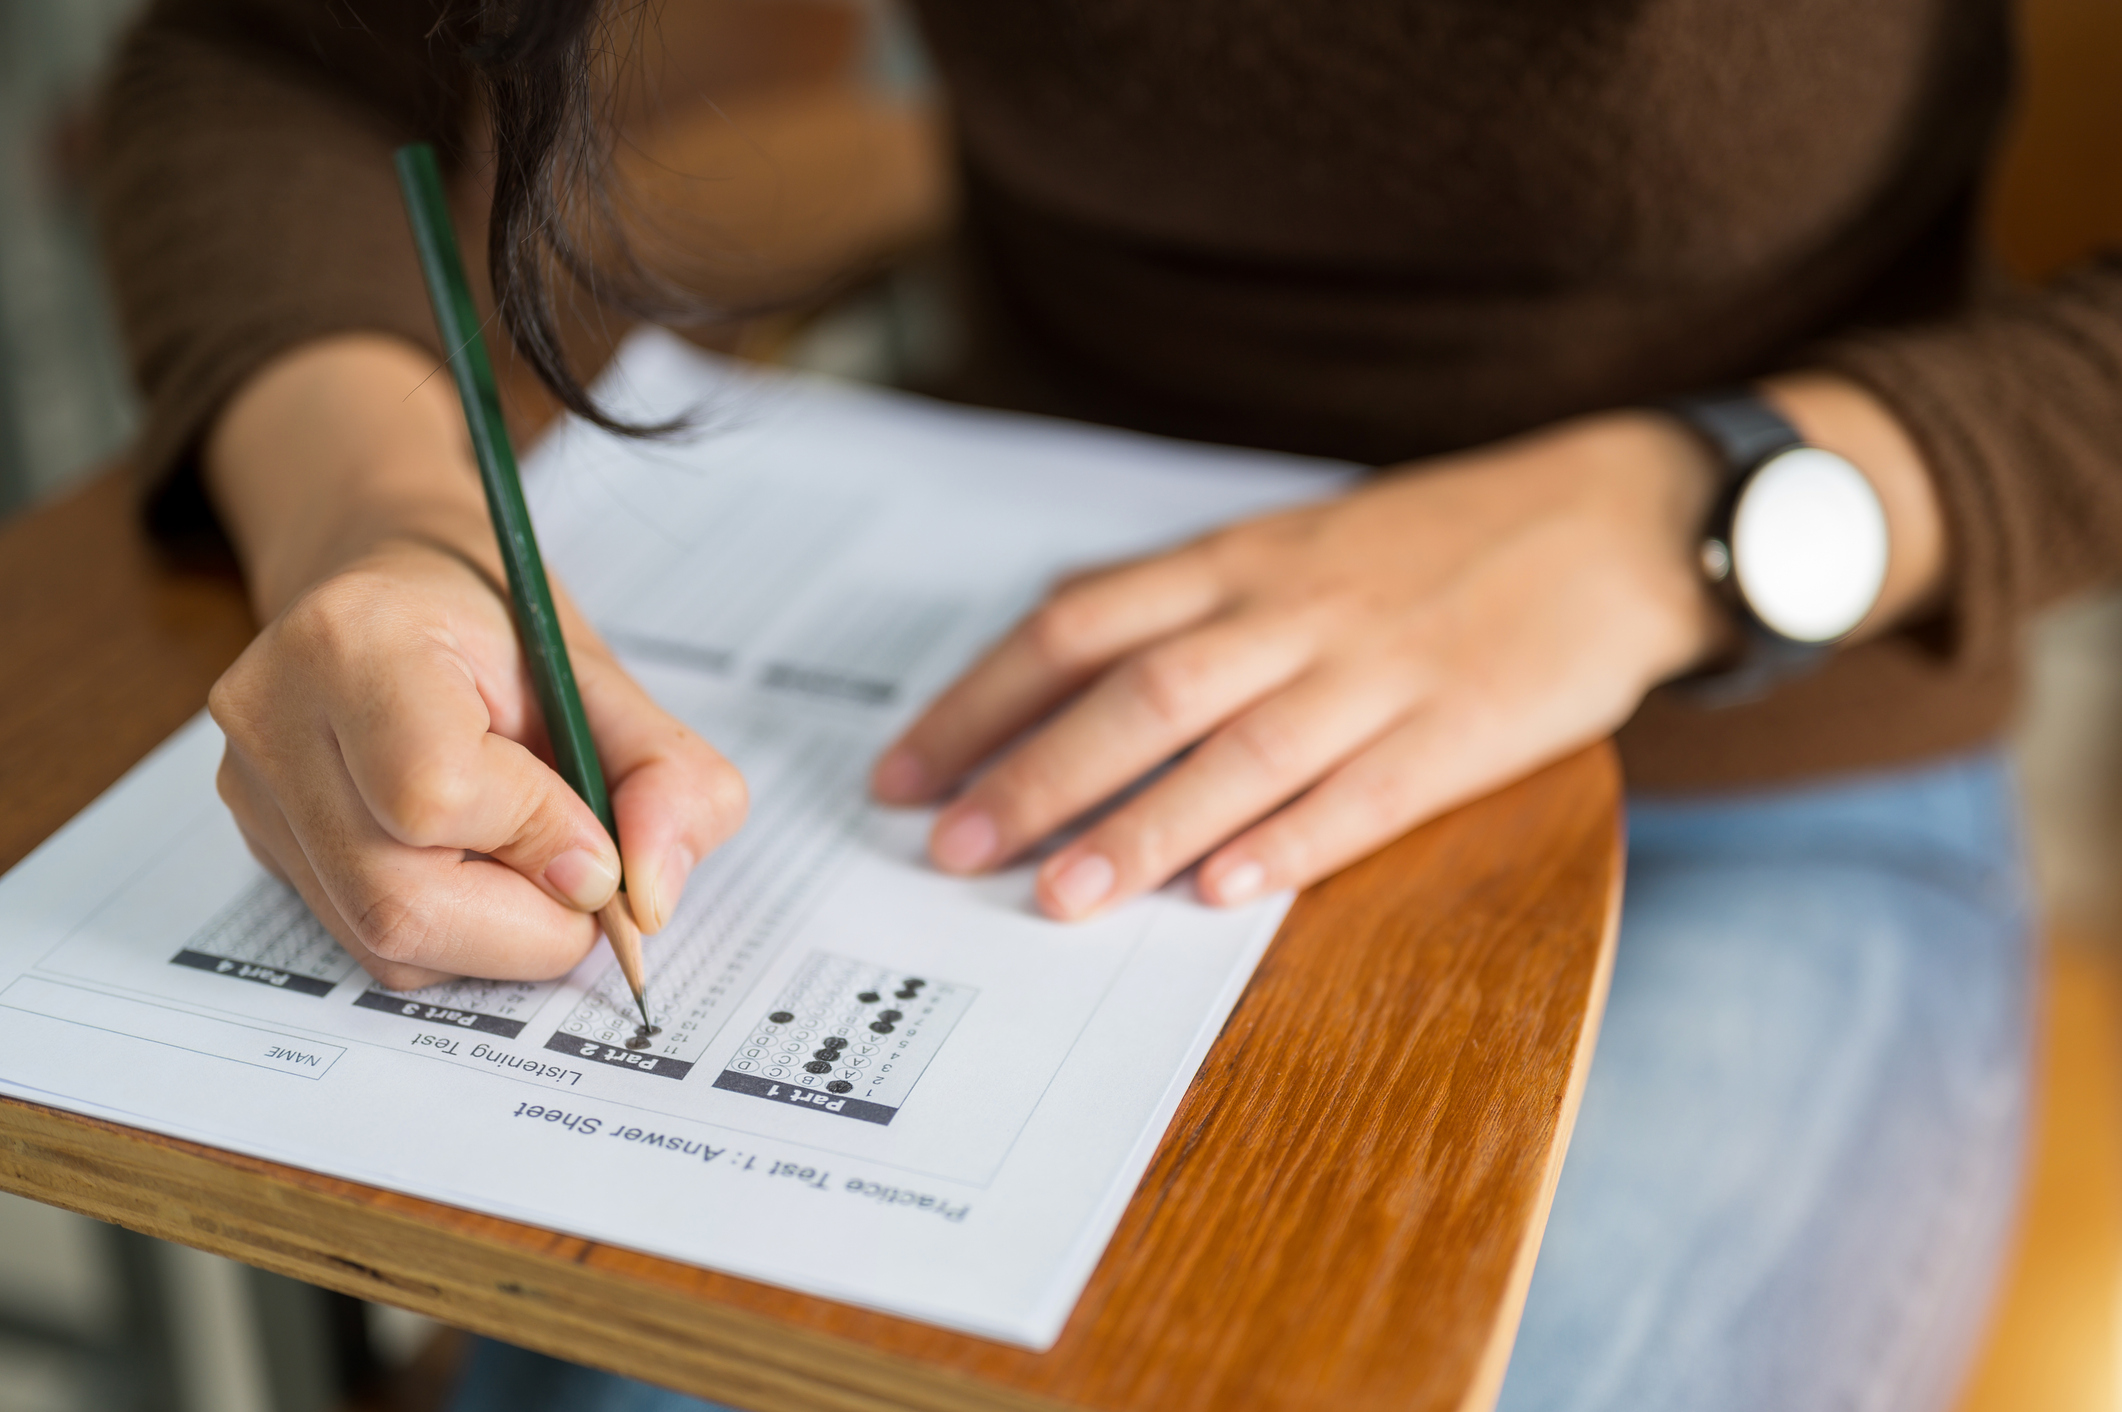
0;471;1622;1412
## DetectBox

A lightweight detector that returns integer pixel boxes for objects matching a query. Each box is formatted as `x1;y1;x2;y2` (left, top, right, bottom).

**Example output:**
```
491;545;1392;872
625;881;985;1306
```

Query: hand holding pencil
194;158;743;1000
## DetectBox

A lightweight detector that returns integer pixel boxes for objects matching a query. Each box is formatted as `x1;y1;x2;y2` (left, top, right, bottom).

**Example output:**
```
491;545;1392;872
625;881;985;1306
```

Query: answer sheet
0;331;1353;1347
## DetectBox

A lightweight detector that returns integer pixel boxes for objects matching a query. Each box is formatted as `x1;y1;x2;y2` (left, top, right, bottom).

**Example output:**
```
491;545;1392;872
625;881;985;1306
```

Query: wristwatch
1663;389;1890;705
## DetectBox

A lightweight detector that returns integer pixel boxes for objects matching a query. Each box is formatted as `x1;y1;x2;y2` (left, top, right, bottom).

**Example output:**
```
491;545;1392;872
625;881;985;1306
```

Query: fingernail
640;846;694;932
1047;851;1115;917
1211;860;1266;905
545;847;620;911
932;809;998;872
874;748;927;802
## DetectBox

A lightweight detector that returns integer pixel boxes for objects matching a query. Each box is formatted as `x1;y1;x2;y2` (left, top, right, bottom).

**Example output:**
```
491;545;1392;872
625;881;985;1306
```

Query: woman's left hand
869;409;1732;919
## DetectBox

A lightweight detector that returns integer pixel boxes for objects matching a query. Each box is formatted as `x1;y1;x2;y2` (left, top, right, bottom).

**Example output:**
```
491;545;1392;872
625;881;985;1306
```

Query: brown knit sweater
90;0;2122;790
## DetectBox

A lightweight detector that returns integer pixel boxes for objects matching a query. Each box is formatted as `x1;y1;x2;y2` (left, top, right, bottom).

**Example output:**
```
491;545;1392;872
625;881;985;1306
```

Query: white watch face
1729;447;1889;644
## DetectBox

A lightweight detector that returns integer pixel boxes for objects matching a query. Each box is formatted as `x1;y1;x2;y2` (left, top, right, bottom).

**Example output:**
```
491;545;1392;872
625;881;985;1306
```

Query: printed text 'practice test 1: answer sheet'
0;331;1354;1347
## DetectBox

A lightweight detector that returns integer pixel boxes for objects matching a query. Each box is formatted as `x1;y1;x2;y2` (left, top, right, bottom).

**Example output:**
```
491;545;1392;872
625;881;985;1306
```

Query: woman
93;0;2090;1406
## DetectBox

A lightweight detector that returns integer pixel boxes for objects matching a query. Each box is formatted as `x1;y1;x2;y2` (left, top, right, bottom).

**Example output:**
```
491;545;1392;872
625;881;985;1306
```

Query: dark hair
463;0;688;435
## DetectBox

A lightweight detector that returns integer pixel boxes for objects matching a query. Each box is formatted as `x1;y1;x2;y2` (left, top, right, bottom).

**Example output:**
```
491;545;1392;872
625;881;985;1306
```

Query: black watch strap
1663;390;1804;483
1660;389;1829;708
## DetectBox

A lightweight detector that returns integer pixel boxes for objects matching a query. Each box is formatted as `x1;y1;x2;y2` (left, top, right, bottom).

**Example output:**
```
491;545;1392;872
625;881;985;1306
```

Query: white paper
0;330;1353;1347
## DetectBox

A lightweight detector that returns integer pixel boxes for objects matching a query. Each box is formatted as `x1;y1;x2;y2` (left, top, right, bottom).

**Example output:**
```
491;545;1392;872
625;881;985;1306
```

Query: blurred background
0;0;135;518
4;0;2122;1408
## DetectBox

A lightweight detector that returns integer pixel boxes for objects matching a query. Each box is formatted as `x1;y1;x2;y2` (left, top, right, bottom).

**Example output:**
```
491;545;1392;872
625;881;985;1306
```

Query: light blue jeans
450;750;2034;1412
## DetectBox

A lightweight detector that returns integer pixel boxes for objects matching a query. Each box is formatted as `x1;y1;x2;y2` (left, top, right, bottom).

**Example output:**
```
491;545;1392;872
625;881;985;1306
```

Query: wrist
1755;373;1945;637
205;335;500;618
260;490;501;619
1564;408;1739;682
1628;374;1941;705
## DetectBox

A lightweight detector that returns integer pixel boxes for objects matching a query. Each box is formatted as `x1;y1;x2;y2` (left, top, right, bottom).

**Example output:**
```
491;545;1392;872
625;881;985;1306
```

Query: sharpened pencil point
597;894;650;1035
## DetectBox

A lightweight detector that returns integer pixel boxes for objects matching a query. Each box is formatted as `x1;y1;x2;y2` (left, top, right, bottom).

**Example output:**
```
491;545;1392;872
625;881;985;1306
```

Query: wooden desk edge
1460;822;1625;1412
0;1093;1051;1412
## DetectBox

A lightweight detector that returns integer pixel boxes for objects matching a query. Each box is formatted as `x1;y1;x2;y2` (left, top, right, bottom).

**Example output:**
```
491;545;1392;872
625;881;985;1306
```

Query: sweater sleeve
1810;253;2122;669
90;0;472;537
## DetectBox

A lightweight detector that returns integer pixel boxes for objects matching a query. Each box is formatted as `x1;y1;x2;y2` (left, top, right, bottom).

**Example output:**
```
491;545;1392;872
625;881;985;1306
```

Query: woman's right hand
202;335;745;990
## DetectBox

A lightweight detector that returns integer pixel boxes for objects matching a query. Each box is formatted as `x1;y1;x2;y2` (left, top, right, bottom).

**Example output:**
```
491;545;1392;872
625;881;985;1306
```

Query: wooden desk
0;471;1622;1412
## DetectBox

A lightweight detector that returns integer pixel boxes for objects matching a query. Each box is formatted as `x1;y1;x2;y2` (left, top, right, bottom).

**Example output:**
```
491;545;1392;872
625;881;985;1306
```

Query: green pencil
393;141;653;1035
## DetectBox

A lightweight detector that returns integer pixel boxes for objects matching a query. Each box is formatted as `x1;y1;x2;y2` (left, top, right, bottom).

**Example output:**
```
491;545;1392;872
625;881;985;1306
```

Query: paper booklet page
0;330;1354;1348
